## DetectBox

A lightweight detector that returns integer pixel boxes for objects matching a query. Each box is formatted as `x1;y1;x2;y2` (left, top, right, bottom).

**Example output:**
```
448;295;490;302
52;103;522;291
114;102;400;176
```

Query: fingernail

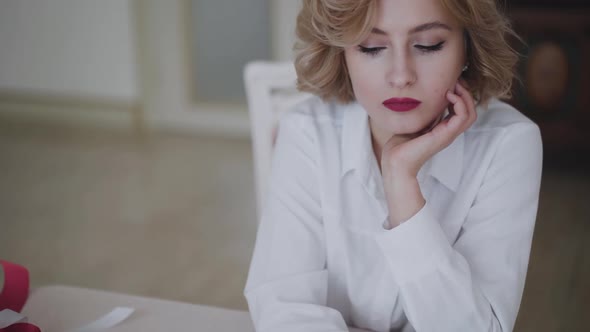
456;82;464;95
447;91;457;101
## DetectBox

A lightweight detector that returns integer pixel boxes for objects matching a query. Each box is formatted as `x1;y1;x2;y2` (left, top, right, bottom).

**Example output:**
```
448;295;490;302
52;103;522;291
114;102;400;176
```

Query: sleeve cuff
374;203;453;285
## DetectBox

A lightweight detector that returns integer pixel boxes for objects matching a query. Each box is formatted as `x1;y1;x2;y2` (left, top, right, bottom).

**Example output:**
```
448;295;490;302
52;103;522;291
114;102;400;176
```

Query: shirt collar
341;102;463;193
341;102;373;181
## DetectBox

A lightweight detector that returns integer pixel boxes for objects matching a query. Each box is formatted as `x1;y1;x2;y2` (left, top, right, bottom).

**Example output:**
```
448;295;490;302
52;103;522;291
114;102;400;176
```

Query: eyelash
358;46;386;56
415;41;445;53
358;41;445;56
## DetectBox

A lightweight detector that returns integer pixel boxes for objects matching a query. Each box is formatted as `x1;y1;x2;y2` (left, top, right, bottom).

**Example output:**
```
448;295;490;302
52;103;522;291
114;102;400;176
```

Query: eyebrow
371;21;452;35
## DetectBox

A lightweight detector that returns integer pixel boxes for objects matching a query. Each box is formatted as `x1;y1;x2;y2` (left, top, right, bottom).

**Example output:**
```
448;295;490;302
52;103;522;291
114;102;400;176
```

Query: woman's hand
382;81;477;228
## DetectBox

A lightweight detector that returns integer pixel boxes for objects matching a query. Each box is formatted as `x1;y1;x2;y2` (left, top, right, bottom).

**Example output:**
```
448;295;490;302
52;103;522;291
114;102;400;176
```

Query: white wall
272;0;302;61
0;0;138;101
0;0;302;136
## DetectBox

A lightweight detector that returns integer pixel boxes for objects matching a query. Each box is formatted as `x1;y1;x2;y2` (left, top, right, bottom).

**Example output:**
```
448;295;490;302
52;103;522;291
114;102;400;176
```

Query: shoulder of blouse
471;98;539;133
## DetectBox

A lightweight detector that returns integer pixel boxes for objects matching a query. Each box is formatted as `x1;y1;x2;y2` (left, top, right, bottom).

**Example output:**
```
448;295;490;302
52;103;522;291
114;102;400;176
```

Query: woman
245;0;543;331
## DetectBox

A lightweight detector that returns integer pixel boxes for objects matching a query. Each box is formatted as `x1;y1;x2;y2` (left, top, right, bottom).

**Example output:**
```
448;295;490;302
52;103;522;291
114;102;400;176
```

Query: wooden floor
0;118;588;331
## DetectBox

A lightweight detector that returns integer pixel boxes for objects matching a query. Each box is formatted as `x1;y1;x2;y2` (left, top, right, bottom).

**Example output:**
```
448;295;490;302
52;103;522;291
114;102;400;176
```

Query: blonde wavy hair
294;0;521;104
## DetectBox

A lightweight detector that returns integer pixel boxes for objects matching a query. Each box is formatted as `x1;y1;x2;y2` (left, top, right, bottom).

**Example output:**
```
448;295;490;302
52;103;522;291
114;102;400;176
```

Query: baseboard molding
148;106;251;138
0;100;251;138
0;101;134;131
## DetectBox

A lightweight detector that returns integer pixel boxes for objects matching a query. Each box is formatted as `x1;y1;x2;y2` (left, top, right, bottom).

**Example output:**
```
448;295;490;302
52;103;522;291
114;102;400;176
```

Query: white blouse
244;97;543;332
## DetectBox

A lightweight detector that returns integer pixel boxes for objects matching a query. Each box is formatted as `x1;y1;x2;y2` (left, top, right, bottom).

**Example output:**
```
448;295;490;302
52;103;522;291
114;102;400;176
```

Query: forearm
376;205;515;332
398;251;502;331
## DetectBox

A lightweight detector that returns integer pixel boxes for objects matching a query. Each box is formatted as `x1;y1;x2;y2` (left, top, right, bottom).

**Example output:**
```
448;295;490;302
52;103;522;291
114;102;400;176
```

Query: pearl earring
462;63;469;72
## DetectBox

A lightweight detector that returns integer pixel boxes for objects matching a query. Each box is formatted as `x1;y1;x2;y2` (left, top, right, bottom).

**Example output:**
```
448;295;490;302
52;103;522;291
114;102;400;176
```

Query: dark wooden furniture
505;2;590;161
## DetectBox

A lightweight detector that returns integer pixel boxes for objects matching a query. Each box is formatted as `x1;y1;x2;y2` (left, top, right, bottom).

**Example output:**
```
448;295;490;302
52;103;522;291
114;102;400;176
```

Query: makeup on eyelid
357;41;446;56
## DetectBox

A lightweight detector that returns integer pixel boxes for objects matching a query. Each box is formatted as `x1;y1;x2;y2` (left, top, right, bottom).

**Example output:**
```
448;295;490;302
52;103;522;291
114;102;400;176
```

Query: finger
417;112;445;136
454;81;477;127
417;93;460;152
449;87;475;135
446;90;468;130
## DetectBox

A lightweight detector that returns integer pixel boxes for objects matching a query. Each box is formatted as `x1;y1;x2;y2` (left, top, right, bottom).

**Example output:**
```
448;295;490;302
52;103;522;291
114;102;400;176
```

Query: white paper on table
0;309;28;329
64;307;134;332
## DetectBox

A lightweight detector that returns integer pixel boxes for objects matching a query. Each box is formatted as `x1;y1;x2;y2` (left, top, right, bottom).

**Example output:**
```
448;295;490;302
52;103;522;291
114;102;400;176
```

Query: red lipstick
382;97;421;112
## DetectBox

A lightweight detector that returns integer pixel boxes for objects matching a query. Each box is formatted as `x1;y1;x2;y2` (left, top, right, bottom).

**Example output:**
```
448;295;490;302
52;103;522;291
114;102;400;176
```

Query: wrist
384;176;425;228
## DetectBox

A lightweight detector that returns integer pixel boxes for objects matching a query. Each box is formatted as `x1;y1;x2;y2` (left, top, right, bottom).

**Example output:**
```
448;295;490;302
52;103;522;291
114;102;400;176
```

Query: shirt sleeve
375;123;543;332
244;112;350;332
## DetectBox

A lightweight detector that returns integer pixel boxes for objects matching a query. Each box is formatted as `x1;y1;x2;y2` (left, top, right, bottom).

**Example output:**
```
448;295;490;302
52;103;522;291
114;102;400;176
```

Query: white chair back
243;61;312;221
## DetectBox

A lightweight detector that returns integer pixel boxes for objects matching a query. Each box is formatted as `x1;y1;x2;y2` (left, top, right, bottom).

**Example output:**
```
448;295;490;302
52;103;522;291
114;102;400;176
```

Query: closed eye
358;46;386;56
414;41;445;53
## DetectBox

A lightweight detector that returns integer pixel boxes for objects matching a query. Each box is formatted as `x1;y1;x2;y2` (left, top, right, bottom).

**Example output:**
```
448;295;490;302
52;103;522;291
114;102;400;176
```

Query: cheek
344;53;363;95
425;67;460;96
421;71;458;113
348;63;377;101
345;51;385;97
419;50;463;91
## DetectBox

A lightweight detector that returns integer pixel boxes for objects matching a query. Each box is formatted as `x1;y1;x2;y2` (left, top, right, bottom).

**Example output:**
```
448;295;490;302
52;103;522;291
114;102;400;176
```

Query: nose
386;51;416;89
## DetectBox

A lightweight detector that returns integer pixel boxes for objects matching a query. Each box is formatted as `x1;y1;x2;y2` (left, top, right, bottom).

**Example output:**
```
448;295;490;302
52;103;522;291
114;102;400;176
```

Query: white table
21;285;254;332
22;286;367;331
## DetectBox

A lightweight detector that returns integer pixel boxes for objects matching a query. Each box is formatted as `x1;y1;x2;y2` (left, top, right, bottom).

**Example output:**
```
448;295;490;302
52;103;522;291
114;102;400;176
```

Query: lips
382;97;421;112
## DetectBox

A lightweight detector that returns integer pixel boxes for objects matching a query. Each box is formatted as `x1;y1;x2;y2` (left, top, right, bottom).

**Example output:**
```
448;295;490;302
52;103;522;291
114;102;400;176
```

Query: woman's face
344;0;466;142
